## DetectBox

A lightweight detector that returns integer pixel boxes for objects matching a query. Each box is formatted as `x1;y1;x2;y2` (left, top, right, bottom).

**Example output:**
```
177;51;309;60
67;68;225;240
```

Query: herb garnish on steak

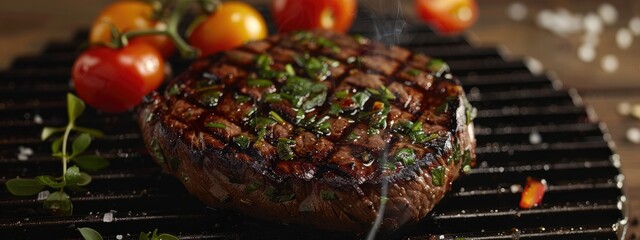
138;30;476;232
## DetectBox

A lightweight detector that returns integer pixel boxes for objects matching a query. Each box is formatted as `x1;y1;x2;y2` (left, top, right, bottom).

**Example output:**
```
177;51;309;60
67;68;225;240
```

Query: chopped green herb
292;31;314;41
251;117;277;130
233;135;251;149
405;69;422;77
346;132;360;141
151;139;165;163
352;91;371;109
427;58;449;77
328;103;341;116
463;149;472;166
314;117;331;135
449;143;462;164
247;79;273;88
394;148;416;165
295;108;306;124
285;63;296;76
244;181;262;194
198;90;223;107
256;54;272;71
302;90;327;110
366;86;396;101
317;36;341;52
167;84;180;96
431;166;446;186
382;162;397;171
464;98;476;125
276;138;296;161
269;111;286;124
353;34;368;45
265;187;296;203
392;121;439;144
320;190;337;200
234;94;251;103
334;90;349;99
205;122;227;129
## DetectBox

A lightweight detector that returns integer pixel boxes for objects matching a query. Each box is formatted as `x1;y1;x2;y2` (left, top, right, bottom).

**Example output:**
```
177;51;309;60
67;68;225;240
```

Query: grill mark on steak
139;30;476;233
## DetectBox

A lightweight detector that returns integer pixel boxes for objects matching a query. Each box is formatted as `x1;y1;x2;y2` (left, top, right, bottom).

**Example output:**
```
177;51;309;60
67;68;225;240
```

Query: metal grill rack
0;7;628;240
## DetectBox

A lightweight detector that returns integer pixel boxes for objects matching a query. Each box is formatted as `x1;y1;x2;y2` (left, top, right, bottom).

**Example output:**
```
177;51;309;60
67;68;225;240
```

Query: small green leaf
269;111;286;124
44;191;73;216
67;93;86;123
65;166;92;186
233;135;251;149
140;232;150;240
205;122;227;129
72;155;110;172
71;133;92;157
394;148;416;166
72;127;105;138
41;127;65;141
276;138;296;161
156;233;180;240
51;137;63;154
78;227;103;240
35;175;66;189
5;178;46;196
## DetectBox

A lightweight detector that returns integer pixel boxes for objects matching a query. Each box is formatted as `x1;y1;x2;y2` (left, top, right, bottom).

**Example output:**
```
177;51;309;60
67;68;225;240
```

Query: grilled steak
138;30;476;233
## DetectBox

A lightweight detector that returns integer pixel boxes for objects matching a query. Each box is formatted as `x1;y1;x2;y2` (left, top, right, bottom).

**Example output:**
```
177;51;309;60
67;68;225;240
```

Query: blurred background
1;0;639;237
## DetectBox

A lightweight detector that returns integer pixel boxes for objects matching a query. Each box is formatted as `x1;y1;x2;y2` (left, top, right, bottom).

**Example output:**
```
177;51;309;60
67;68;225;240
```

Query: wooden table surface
1;0;638;238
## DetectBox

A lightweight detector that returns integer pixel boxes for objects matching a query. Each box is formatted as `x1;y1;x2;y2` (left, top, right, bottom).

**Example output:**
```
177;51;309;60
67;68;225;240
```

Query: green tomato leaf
5;178;46;196
35;175;66;189
156;234;180;240
72;155;110;172
43;191;73;216
76;173;92;186
65;166;86;186
41;127;65;141
72;133;92;157
72;127;105;138
51;137;64;154
67;93;86;123
78;227;104;240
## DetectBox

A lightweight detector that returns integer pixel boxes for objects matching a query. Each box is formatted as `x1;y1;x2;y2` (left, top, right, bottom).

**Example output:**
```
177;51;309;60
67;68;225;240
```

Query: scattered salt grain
33;114;43;124
618;102;632;116
510;184;522;193
17;146;34;161
601;55;619;73
577;43;596;62
102;212;114;222
616;28;633;49
584;13;604;34
629;16;640;36
597;3;618;25
507;2;528;21
17;155;28;161
37;190;50;201
626;127;640;144
582;32;601;46
536;10;555;29
529;130;542;145
116;235;123;240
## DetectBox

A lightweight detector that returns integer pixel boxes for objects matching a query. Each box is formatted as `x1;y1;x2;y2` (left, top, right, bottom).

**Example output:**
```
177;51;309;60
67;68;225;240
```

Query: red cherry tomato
271;0;357;33
519;177;547;209
90;1;175;58
72;42;165;113
415;0;478;34
188;1;268;56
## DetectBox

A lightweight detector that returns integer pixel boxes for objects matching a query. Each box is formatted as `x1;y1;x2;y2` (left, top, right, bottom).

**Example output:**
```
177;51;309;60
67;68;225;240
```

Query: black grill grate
0;8;628;240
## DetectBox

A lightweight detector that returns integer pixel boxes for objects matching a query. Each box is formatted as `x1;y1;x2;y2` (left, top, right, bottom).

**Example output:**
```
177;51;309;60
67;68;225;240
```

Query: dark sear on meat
138;30;476;233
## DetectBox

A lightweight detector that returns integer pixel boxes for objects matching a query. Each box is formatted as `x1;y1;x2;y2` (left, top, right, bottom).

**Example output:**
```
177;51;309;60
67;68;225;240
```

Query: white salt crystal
525;57;544;75
601;55;619;73
33;114;43;125
584;13;604;34
507;2;528;21
616;28;633;49
102;212;113;222
629;16;640;35
37;190;50;201
627;127;640;144
618;102;632;116
598;3;618;25
529;130;542;145
578;43;596;62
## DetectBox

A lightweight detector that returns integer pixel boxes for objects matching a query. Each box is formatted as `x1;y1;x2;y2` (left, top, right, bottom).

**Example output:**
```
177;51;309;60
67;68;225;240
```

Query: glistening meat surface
138;30;476;233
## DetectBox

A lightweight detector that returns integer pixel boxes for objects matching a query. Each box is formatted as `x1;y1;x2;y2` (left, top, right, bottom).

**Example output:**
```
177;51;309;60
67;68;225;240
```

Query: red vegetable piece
519;177;547;209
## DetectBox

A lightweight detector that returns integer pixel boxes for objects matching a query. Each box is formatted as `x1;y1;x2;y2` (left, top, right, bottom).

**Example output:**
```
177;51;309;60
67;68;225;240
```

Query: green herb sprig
78;227;180;240
5;94;108;216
